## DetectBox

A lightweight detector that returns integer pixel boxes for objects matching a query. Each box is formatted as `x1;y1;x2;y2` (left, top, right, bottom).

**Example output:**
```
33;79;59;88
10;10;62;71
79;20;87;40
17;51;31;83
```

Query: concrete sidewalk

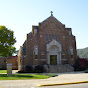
37;72;88;87
0;71;88;88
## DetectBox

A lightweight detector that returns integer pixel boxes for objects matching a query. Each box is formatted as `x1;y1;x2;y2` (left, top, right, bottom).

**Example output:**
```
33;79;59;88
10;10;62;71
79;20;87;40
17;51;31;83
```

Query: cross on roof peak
51;11;53;16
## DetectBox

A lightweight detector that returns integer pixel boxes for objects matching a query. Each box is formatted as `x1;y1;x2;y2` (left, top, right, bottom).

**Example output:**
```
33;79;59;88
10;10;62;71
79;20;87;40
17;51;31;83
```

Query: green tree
0;26;16;57
8;46;18;56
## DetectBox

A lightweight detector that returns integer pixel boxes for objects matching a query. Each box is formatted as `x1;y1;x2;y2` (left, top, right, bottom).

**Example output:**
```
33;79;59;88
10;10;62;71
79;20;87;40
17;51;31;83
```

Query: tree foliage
77;47;88;58
0;26;16;57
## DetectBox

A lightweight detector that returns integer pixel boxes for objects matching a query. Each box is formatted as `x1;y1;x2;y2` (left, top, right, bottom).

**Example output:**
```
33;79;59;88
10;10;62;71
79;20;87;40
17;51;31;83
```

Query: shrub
0;67;6;70
34;65;43;73
18;70;24;73
74;58;88;71
74;66;86;71
25;65;33;72
18;65;44;73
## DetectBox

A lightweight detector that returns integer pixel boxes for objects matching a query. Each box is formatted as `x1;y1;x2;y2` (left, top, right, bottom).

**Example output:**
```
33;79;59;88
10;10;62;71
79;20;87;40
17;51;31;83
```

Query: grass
0;70;7;73
0;74;50;80
0;70;58;80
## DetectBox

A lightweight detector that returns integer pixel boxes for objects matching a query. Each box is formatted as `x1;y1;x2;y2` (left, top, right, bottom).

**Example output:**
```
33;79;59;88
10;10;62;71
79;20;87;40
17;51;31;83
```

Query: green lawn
0;70;7;73
0;74;49;80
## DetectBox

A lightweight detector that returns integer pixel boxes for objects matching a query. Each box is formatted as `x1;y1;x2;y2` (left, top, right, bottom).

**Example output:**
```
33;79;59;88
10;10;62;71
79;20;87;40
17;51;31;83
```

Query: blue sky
0;0;88;50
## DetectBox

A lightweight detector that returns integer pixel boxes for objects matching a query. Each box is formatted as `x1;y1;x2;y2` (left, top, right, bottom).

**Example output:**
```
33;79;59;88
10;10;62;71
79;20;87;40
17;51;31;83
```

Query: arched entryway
46;40;62;65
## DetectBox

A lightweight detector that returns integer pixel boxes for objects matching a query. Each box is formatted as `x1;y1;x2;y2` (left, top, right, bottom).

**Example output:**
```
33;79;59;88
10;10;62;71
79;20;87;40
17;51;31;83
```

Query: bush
0;67;6;70
74;66;86;71
18;70;24;73
34;65;43;73
74;58;88;71
18;65;44;73
25;65;33;72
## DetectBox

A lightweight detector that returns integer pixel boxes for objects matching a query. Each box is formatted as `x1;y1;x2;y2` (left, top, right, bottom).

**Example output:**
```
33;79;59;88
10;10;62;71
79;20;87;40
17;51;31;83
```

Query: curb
37;81;88;87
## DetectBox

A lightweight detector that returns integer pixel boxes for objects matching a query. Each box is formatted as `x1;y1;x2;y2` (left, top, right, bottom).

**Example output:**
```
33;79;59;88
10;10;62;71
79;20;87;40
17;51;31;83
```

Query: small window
23;49;26;55
62;55;65;59
71;55;73;58
52;34;54;40
69;46;73;55
49;34;51;41
35;55;38;59
58;35;60;41
34;46;38;55
34;29;37;35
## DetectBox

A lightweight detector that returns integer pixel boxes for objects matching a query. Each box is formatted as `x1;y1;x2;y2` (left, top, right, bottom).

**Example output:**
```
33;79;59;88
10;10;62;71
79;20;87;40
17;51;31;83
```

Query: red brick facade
18;14;77;72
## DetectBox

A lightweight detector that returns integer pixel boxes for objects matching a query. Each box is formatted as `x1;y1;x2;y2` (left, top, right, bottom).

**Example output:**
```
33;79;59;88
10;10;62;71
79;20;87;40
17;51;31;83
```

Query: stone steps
49;64;74;73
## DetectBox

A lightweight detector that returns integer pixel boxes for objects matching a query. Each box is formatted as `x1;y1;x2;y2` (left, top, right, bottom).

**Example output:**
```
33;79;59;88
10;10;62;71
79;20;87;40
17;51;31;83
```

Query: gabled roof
41;15;63;26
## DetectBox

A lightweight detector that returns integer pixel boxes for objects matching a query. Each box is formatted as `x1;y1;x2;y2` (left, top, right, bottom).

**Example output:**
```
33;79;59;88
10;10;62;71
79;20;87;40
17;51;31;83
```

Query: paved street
0;82;88;88
36;83;88;88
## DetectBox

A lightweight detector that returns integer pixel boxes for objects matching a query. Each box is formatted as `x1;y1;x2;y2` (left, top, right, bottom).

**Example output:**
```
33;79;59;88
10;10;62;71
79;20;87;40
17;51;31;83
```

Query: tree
8;46;18;56
0;26;16;57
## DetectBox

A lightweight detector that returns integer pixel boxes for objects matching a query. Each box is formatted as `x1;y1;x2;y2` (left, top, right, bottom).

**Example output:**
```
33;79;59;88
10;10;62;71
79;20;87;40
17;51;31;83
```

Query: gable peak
41;12;63;25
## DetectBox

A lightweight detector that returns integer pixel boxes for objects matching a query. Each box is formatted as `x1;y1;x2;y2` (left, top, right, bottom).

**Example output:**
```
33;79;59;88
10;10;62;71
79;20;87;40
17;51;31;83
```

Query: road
0;83;88;88
37;83;88;88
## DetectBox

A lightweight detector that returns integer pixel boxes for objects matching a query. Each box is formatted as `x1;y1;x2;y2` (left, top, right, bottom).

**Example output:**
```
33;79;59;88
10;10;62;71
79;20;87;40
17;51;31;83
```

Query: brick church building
18;12;77;72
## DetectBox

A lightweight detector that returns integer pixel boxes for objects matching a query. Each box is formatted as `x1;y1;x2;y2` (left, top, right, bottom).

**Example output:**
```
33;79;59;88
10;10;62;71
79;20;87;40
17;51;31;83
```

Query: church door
50;55;57;65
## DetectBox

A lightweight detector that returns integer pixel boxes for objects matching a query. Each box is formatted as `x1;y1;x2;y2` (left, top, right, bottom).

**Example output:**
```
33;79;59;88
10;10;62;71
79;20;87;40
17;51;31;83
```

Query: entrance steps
49;64;74;73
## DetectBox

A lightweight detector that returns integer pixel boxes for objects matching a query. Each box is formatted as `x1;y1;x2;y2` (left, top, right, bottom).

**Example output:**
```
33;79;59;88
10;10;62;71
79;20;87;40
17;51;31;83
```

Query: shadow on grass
13;74;33;78
0;74;33;78
0;74;7;77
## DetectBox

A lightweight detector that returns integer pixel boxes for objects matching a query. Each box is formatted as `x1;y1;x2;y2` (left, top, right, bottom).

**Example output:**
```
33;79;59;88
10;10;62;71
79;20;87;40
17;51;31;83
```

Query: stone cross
51;11;53;16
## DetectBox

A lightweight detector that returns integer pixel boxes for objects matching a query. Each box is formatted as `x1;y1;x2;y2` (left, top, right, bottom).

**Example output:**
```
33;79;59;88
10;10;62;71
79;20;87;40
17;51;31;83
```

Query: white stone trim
46;39;62;52
46;40;62;65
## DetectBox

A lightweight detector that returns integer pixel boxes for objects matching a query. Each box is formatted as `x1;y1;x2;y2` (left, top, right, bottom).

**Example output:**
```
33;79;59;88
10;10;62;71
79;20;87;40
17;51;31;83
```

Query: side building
0;56;18;70
18;13;77;72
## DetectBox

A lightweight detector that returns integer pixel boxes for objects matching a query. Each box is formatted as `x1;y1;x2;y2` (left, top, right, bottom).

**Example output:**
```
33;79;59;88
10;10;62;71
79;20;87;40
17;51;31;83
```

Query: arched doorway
46;40;62;65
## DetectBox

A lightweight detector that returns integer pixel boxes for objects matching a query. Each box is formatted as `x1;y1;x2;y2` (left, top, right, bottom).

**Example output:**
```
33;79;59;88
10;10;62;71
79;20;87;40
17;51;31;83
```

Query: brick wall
7;56;18;70
18;15;77;71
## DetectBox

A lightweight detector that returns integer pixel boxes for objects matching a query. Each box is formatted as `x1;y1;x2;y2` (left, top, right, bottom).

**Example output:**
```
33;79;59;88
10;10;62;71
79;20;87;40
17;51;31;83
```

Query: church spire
51;11;53;16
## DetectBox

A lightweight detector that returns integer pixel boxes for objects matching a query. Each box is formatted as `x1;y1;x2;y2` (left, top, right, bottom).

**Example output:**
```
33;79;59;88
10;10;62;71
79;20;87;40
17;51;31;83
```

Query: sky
0;0;88;50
